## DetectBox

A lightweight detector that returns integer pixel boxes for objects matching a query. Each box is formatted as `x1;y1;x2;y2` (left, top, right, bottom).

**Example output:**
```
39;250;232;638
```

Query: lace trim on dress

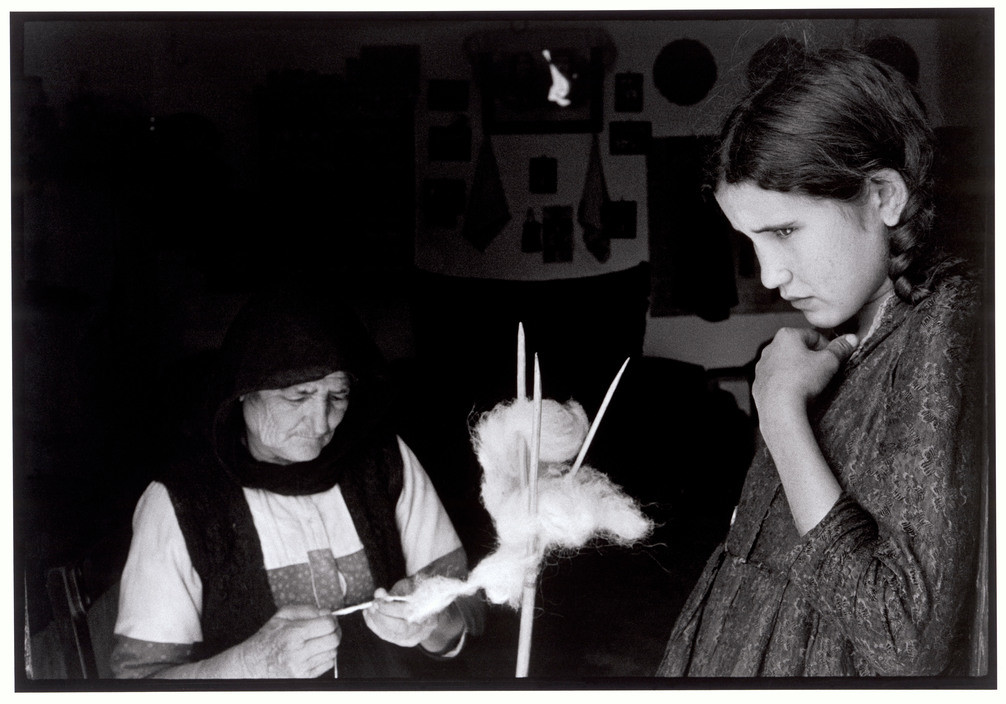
848;291;897;364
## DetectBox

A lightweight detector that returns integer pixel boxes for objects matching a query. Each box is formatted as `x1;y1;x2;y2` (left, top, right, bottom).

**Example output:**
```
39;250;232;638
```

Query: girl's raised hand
753;328;858;420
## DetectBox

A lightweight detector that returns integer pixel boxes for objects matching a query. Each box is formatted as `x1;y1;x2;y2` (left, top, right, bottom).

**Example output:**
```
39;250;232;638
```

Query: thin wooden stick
331;595;407;616
517;433;529;493
517;322;526;402
331;601;374;616
528;355;542;512
515;355;543;678
569;357;630;477
517;323;527;491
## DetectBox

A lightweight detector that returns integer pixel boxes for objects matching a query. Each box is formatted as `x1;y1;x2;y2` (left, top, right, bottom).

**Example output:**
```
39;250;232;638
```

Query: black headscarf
211;284;395;495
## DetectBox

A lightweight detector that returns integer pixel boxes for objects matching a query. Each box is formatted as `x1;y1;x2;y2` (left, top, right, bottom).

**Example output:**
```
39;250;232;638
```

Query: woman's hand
753;328;858;428
363;578;465;652
148;605;340;679
237;604;341;678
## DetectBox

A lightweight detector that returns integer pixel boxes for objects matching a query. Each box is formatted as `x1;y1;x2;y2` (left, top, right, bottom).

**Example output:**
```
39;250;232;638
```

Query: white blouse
115;437;463;646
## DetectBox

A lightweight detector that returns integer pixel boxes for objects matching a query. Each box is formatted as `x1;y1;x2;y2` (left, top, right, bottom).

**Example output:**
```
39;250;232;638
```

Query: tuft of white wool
397;397;653;623
468;544;536;606
401;544;535;622
534;467;653;549
473;398;588;473
474;398;589;518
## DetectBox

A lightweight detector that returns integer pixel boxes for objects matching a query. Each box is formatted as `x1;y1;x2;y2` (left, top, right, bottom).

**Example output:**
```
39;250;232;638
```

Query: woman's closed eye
281;392;348;406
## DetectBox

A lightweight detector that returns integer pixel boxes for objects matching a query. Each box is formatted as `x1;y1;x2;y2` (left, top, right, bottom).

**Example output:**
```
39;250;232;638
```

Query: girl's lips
787;298;819;314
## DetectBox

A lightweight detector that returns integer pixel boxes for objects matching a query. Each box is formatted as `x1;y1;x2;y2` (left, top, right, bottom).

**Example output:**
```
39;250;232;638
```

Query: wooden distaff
515;351;542;678
512;323;629;678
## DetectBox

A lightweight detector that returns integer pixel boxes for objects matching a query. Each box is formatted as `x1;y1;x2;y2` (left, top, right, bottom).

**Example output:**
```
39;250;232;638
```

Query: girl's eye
774;228;794;239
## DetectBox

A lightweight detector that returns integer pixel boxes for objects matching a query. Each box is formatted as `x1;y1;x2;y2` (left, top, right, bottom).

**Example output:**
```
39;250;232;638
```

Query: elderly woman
111;286;483;678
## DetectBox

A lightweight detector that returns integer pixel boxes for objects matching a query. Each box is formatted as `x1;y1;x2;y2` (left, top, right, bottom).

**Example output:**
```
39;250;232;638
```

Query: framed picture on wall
609;120;652;155
478;47;604;134
614;71;643;112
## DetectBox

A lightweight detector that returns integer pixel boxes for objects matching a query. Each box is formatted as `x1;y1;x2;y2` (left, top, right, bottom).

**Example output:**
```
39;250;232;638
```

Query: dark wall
14;17;425;637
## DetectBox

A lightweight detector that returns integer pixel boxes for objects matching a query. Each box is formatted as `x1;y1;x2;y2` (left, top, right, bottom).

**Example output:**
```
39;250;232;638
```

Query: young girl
658;48;987;677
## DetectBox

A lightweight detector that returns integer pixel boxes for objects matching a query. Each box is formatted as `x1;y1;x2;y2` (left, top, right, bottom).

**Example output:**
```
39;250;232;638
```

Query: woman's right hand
237;604;341;678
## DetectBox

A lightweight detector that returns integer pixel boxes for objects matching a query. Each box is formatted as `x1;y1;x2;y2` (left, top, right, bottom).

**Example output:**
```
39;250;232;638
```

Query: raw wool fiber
400;397;653;622
475;397;589;526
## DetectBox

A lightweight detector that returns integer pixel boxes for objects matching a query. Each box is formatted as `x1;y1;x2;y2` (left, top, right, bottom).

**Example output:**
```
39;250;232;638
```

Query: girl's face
715;180;895;336
242;371;350;465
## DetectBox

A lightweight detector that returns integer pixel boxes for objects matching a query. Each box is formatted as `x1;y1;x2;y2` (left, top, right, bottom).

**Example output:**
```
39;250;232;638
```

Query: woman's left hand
363;578;464;651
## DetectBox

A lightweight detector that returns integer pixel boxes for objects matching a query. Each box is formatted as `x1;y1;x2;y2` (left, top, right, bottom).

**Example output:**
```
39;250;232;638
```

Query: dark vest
162;433;425;677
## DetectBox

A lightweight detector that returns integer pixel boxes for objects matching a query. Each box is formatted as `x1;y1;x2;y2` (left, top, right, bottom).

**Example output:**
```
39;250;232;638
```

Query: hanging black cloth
578;133;612;263
462;136;511;251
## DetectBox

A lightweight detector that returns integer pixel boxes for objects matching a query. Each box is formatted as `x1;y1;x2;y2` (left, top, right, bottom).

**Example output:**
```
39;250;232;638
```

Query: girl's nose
757;247;793;291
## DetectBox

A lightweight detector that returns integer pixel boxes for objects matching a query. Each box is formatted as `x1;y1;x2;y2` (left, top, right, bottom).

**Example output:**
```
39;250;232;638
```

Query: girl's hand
753;328;858;423
752;328;854;534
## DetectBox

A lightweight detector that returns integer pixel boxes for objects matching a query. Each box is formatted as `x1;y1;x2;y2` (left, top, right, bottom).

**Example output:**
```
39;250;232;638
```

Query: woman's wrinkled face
714;180;894;334
242;371;350;465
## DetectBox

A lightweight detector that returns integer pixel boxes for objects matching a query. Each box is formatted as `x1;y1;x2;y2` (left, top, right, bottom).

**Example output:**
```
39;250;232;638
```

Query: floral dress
659;270;986;677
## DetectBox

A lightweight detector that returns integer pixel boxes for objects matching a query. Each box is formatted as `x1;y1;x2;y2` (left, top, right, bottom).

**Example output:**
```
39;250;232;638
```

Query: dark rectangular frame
609;120;652;155
478;47;604;135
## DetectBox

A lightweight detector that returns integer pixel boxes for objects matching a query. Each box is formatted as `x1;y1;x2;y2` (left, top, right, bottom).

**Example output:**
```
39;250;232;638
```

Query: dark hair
713;48;937;303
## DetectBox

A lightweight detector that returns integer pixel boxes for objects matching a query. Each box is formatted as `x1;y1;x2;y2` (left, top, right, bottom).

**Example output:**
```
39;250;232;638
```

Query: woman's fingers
275;607;340;676
363;604;434;646
286;612;339;641
372;597;411;620
287;624;339;676
303;629;341;658
387;577;416;597
303;647;339;677
275;603;329;620
363;580;441;646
